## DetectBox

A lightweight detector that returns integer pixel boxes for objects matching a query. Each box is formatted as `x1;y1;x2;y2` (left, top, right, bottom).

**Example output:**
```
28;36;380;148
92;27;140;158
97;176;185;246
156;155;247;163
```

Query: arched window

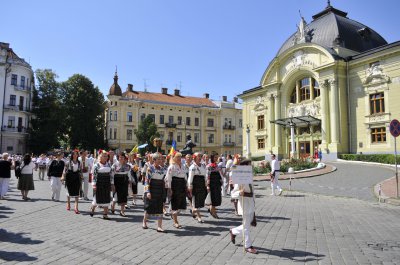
290;77;319;104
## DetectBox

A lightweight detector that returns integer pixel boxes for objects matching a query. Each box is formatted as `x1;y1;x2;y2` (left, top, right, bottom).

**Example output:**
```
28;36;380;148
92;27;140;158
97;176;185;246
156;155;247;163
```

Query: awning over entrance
270;115;321;128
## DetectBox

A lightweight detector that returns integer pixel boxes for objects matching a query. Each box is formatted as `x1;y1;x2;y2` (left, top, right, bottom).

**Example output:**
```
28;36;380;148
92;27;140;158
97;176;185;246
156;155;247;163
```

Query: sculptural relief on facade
364;63;390;85
287;100;321;117
253;96;268;112
282;50;317;79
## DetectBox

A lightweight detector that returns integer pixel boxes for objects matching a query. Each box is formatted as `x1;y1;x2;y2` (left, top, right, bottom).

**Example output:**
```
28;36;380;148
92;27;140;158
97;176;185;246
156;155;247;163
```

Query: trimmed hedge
250;156;265;161
339;154;400;164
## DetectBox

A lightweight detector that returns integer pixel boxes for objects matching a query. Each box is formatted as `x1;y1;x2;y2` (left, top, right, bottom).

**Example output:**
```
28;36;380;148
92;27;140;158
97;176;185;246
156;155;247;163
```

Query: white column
268;95;274;149
290;123;296;158
329;79;339;143
320;81;330;144
274;94;281;147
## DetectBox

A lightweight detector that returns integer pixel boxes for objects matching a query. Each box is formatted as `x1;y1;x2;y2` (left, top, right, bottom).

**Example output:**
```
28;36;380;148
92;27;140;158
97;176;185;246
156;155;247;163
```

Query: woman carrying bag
62;150;82;214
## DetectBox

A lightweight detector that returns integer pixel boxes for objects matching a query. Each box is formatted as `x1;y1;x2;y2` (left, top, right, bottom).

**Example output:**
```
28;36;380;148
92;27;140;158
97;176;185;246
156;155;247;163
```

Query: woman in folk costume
166;152;187;229
62;150;82;214
90;150;114;220
111;153;131;217
188;152;207;223
229;159;257;254
143;153;166;232
128;154;141;206
206;154;223;219
183;154;193;212
230;155;242;215
79;150;91;201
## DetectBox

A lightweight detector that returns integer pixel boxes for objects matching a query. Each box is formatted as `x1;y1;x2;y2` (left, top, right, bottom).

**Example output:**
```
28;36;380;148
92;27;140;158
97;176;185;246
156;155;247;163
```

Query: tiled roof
122;90;218;108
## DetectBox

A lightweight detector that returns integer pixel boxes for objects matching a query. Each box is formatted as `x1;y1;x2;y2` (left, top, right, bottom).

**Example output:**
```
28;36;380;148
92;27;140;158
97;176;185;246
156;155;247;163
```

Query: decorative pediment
253;96;268;112
287;100;321;118
363;63;390;86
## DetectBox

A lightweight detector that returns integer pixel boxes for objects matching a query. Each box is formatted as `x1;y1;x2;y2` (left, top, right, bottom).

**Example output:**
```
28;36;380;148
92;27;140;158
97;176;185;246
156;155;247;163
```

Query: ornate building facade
0;42;33;154
239;3;400;161
106;72;243;155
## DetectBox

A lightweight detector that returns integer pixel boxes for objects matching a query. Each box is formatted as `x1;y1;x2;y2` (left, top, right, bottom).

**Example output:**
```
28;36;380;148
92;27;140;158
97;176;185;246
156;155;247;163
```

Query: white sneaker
278;189;283;196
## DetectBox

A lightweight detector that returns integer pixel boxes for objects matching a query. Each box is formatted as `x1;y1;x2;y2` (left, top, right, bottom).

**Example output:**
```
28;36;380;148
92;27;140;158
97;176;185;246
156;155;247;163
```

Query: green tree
134;116;160;153
29;69;64;154
61;74;106;150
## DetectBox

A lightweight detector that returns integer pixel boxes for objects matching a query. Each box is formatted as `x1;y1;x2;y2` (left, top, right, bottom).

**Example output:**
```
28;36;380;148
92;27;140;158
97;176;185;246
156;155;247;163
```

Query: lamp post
246;124;251;158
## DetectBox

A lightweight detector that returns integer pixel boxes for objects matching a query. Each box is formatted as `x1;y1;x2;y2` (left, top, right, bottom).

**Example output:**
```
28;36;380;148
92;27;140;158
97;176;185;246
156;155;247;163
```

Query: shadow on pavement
0;205;14;219
167;225;224;237
256;247;325;262
283;194;306;198
0;250;37;262
0;229;44;245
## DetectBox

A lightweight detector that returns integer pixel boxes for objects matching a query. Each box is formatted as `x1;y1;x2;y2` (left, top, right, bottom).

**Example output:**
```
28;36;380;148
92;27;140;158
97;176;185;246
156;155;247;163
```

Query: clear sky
2;0;399;101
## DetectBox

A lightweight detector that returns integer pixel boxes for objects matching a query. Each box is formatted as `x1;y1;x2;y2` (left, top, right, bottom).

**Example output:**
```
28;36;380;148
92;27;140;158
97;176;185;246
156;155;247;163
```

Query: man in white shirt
36;154;47;181
270;154;282;196
225;155;234;195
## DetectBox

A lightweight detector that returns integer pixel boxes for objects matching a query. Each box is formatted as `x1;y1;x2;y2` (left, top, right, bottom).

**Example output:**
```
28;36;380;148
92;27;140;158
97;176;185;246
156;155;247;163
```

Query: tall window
127;112;133;122
239;135;242;144
194;133;200;143
127;129;132;140
20;76;25;88
109;128;112;139
207;118;214;127
177;132;182;142
114;128;117;140
109;111;113;121
257;138;265;149
160;115;164;124
208;134;214;143
186;117;191;126
313;79;320;98
239;119;243;128
7;116;15;128
370;93;384;114
168;116;174;124
9;95;16;106
257;115;265;130
195;117;199;126
300;78;311;101
114;111;118;121
11;74;17;85
141;113;145;122
177;116;182;125
148;114;155;122
371;127;386;143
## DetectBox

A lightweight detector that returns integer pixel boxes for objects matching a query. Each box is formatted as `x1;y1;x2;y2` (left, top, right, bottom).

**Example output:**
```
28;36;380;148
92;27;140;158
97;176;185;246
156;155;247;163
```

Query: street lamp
246;124;251;158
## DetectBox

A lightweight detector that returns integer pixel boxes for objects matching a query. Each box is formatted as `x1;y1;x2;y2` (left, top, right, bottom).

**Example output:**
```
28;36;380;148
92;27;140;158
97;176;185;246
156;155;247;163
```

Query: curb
253;164;337;182
373;176;400;206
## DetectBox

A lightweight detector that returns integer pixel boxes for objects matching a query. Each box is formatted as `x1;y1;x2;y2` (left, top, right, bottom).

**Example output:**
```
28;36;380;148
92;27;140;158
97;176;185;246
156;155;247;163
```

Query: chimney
203;93;209;99
222;96;227;102
174;89;180;96
127;84;133;92
233;97;238;103
162;87;168;94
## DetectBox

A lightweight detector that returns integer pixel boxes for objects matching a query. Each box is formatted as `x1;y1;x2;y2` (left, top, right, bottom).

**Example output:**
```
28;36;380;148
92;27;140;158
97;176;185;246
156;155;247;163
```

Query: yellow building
106;73;243;155
239;3;400;161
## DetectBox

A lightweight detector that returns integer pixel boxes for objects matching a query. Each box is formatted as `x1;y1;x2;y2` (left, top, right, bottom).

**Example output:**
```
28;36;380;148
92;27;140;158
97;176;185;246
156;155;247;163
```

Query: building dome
277;3;387;56
109;71;122;96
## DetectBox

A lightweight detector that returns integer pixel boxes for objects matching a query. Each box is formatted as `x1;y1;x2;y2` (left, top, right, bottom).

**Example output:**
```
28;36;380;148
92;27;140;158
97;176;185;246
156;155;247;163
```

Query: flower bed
253;158;318;174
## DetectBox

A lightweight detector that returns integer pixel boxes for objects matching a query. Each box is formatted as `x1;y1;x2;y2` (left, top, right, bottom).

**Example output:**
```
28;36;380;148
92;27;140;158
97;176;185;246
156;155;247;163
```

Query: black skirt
171;177;187;211
96;173;111;205
131;170;138;194
209;171;222;206
192;175;207;208
144;179;165;215
66;171;81;197
113;174;128;204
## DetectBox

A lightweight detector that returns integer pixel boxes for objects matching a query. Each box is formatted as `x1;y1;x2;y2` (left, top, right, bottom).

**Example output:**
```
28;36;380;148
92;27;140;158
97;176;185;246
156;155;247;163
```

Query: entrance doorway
299;142;310;158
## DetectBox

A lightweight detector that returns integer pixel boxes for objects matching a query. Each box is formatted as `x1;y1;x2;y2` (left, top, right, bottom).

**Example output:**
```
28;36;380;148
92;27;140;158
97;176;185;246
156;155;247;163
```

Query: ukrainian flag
169;140;177;155
130;145;139;154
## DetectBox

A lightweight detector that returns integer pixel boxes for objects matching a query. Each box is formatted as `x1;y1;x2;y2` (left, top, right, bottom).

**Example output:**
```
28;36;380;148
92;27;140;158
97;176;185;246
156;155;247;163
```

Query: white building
0;42;33;154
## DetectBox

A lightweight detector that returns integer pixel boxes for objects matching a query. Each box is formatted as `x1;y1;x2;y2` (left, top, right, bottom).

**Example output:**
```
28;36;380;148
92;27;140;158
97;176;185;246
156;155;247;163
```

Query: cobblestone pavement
262;162;395;202
1;169;400;265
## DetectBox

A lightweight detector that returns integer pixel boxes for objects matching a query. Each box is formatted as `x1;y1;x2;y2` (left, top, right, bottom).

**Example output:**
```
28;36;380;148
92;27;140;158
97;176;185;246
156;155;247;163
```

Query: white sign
231;165;253;184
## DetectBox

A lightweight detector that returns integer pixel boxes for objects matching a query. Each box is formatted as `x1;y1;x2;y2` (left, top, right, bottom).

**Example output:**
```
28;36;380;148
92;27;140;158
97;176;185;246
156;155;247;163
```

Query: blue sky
3;0;399;101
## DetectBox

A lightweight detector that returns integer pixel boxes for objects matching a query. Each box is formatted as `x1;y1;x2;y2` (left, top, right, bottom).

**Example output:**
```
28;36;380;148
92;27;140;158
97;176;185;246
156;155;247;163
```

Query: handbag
205;192;211;206
251;213;257;227
15;164;26;178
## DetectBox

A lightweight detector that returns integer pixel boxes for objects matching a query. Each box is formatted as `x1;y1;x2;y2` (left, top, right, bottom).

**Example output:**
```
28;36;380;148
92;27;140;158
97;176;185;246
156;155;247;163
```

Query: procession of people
0;145;270;254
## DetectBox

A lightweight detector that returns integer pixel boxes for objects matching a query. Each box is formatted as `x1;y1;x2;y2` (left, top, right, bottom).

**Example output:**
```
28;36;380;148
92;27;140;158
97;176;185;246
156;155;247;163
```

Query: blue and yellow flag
130;145;138;154
169;140;177;155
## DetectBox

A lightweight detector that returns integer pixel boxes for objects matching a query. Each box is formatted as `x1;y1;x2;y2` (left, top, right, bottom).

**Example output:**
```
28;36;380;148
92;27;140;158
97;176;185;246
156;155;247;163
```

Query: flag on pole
169;140;177;155
130;145;138;154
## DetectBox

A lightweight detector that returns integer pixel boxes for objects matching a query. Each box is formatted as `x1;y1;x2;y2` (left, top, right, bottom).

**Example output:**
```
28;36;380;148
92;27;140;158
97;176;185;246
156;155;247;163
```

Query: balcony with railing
223;124;236;130
4;104;31;112
2;126;28;133
165;123;177;128
13;85;31;92
223;142;235;146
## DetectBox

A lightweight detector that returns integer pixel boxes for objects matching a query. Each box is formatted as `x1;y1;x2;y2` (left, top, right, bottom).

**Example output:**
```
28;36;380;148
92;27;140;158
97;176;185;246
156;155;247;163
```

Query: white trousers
222;175;229;196
39;168;46;180
50;177;62;201
0;178;10;197
271;172;282;194
232;212;253;248
82;174;89;198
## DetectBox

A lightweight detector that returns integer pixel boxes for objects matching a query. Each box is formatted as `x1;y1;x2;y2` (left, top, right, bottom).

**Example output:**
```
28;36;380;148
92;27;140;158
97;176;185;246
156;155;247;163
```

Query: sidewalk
253;164;336;181
376;176;400;205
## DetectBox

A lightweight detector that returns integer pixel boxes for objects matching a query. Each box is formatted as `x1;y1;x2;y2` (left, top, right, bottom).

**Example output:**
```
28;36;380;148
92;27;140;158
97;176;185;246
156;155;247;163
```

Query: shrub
253;158;317;174
339;154;400;164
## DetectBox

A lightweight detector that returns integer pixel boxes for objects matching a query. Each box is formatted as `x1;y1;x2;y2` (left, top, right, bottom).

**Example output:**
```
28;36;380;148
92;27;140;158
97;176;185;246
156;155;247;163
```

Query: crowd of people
0;149;284;254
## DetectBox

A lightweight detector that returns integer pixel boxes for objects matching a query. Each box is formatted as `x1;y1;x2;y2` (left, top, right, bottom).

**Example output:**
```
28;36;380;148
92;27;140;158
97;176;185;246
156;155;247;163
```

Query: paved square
1;169;400;264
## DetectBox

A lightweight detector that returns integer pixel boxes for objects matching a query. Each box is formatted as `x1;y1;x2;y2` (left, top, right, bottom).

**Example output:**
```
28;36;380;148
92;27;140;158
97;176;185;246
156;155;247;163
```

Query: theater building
239;3;400;161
